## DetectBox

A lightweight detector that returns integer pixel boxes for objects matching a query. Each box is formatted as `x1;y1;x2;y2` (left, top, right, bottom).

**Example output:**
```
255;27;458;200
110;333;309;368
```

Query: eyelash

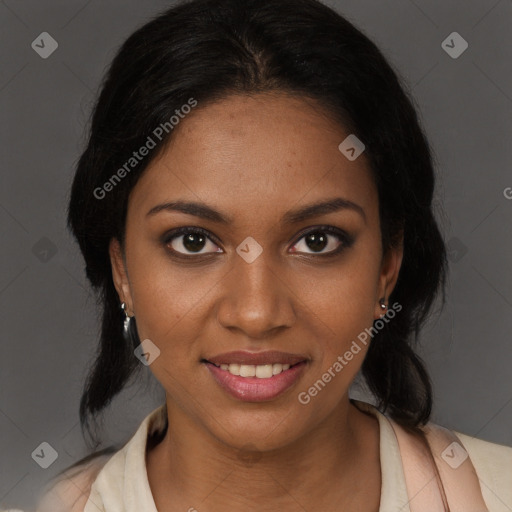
162;225;354;260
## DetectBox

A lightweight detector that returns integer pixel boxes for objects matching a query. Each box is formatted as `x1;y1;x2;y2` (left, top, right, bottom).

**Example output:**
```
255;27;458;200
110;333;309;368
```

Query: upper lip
204;350;308;366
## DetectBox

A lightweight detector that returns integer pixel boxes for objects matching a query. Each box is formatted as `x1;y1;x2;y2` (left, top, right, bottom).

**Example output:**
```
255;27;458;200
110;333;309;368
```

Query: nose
215;250;297;340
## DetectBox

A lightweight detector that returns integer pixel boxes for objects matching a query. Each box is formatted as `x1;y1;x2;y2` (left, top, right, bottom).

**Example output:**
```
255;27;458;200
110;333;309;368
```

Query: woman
26;0;512;510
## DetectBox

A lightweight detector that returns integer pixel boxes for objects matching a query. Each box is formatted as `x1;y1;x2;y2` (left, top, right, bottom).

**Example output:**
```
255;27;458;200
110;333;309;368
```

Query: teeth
217;363;295;378
240;364;256;377
272;363;283;375
255;364;273;378
228;363;240;375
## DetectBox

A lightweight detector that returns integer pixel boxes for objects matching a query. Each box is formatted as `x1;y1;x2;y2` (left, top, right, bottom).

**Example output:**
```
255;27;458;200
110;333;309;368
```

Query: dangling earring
121;302;140;348
121;302;130;335
379;298;387;318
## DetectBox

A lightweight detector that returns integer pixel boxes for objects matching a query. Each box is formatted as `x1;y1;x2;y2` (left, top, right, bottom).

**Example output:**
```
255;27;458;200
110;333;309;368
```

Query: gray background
1;0;511;509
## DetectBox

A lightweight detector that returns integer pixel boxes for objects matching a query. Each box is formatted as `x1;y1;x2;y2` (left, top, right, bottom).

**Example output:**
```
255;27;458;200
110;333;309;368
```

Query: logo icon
236;443;263;466
31;32;59;59
442;32;468;59
32;442;58;469
236;237;263;263
441;441;468;469
338;134;365;161
134;339;161;366
446;236;468;263
32;237;58;263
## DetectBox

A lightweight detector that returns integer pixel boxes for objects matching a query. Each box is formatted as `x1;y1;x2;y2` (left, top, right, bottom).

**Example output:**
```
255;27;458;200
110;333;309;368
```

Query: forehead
129;93;377;223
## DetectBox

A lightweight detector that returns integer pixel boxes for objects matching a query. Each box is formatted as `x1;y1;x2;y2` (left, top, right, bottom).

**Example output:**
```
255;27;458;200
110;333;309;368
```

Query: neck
147;396;381;511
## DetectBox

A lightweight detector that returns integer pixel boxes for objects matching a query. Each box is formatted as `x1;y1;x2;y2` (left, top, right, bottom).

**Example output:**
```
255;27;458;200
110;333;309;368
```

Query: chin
207;407;306;452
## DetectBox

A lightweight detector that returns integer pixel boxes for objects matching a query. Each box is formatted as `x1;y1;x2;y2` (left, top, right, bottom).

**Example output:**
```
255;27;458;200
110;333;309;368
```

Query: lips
202;350;308;402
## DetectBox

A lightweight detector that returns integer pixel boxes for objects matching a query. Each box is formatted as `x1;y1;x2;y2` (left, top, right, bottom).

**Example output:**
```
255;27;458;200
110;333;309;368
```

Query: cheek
124;241;216;357
296;252;381;372
304;259;379;329
298;274;375;409
126;258;210;401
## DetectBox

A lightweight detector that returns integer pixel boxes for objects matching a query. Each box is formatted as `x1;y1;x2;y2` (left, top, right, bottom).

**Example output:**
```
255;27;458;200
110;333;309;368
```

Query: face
110;92;403;452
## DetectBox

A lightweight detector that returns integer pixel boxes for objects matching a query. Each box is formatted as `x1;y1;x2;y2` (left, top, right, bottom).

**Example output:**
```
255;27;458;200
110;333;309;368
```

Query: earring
121;302;131;335
379;298;387;318
121;302;140;348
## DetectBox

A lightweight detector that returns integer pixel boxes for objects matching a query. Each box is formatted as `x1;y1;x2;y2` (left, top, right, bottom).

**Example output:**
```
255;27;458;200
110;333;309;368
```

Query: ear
374;230;404;320
109;238;134;316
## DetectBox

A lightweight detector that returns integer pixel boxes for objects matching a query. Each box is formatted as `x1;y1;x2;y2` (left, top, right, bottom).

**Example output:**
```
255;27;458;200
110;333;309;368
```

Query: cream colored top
27;400;512;512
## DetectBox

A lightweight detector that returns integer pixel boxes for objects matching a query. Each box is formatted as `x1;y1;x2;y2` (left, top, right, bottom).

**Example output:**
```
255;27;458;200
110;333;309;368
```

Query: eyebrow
146;197;366;225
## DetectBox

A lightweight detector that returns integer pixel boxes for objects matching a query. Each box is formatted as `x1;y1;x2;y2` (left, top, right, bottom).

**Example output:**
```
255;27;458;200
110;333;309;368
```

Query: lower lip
204;362;307;402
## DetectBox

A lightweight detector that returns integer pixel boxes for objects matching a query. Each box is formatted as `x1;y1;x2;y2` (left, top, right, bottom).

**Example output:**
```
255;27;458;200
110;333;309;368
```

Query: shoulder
455;430;512;506
34;452;114;512
456;429;512;469
424;422;512;509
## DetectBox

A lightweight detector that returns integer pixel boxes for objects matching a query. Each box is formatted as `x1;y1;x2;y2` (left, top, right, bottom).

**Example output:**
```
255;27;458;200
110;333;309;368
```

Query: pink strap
390;419;488;512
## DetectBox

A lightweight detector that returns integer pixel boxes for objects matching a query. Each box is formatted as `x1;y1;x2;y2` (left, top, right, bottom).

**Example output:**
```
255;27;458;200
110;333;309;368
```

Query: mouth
202;350;308;402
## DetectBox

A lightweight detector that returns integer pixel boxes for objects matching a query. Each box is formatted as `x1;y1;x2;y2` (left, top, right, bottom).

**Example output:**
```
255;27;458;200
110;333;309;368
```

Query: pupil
183;233;205;252
306;232;327;252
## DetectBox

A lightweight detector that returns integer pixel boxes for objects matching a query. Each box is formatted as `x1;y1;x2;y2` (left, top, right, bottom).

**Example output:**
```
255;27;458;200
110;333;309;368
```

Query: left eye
290;228;351;255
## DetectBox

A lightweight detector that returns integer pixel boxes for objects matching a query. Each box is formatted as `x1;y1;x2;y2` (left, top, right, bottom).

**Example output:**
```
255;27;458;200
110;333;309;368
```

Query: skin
110;92;403;512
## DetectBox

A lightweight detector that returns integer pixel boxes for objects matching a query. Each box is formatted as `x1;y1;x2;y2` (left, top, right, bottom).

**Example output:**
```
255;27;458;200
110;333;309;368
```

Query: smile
210;362;294;379
202;350;309;401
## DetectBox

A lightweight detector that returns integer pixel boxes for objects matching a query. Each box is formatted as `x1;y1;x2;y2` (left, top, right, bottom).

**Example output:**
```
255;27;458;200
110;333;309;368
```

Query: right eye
163;227;223;257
